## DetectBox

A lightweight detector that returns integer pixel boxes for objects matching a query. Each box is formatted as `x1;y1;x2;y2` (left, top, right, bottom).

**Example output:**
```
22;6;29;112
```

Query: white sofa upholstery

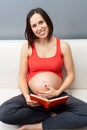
0;39;87;130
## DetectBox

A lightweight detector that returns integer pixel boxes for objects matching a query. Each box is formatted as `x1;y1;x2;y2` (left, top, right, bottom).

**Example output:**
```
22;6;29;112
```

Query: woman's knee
0;100;18;124
0;104;9;123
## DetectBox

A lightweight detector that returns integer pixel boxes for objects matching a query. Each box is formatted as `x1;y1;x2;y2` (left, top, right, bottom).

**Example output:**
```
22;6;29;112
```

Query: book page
49;95;69;102
30;94;49;102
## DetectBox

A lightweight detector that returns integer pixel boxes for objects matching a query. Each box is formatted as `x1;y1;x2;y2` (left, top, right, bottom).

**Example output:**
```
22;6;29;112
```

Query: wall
0;0;87;39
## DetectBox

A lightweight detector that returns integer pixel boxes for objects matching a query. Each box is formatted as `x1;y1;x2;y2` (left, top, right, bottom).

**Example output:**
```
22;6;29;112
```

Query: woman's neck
35;36;54;45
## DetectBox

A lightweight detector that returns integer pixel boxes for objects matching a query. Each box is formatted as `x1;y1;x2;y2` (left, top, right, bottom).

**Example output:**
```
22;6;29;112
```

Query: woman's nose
37;25;42;30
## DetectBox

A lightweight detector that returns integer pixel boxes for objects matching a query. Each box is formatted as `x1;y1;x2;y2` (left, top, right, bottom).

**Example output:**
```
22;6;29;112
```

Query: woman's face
30;13;49;39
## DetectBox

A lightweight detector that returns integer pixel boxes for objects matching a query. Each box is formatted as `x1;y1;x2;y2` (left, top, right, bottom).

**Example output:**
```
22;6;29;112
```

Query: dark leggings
0;92;87;129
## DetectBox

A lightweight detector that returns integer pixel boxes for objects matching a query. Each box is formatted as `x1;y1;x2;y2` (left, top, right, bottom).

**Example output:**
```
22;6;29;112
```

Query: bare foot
18;123;42;130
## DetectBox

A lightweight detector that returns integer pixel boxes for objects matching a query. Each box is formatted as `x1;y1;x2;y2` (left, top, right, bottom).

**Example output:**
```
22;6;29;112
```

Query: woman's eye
32;24;36;28
39;21;44;24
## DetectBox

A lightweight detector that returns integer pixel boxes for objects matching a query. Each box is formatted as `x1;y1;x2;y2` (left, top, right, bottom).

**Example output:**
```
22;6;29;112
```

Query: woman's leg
0;94;49;125
42;95;87;129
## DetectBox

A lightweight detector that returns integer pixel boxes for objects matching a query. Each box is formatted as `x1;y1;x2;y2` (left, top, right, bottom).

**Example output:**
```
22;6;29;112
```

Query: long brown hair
25;7;53;47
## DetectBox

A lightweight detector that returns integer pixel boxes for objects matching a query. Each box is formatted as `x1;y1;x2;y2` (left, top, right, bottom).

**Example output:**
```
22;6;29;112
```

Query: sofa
0;39;87;130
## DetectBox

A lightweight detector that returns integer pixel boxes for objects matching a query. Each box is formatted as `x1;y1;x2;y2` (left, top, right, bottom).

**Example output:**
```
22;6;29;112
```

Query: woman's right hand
25;94;40;107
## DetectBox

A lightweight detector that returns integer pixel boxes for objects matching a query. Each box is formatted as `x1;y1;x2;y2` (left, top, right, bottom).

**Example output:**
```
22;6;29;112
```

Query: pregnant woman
0;8;87;130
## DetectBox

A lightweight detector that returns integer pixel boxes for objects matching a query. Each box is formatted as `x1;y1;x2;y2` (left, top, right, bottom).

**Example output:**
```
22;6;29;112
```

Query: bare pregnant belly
28;72;62;94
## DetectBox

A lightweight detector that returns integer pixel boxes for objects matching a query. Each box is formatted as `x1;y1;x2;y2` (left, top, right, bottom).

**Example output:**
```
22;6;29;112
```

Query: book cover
30;93;69;109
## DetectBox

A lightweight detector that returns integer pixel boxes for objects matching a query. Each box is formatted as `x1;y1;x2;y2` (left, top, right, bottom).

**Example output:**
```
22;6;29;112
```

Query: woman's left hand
36;85;58;98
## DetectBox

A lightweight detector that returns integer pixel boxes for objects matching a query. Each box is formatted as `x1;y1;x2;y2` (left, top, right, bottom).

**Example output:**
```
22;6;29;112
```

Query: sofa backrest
0;40;24;89
0;39;87;89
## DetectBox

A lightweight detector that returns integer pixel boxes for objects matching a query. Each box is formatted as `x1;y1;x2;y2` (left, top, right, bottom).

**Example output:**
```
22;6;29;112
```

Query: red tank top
27;38;63;82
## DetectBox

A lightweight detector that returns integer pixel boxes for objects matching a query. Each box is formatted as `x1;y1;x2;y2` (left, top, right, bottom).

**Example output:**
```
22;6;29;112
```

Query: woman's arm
56;41;75;95
18;43;41;106
18;43;30;101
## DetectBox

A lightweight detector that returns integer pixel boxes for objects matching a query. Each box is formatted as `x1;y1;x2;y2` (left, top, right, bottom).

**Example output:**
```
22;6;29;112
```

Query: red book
30;93;69;109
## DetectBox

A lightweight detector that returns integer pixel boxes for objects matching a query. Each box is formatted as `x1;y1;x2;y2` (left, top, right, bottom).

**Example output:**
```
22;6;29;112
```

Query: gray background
0;0;87;39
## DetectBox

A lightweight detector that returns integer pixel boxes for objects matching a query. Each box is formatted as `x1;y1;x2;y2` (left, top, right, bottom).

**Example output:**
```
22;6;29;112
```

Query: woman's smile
38;29;46;36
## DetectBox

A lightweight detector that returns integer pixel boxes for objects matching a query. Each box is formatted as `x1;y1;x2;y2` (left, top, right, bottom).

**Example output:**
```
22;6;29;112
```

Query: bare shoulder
21;42;31;57
60;40;71;55
21;42;28;51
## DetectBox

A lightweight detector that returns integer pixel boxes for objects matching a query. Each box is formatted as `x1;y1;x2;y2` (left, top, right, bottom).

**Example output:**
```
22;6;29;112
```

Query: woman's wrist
56;89;64;96
23;93;30;99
